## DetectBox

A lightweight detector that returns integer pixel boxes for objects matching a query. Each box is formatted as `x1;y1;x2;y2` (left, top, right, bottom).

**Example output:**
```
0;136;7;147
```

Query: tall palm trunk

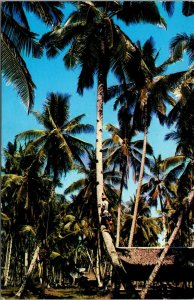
15;245;40;298
96;67;105;221
159;195;167;246
116;165;126;247
96;48;139;296
4;236;13;286
128;103;148;247
140;187;194;299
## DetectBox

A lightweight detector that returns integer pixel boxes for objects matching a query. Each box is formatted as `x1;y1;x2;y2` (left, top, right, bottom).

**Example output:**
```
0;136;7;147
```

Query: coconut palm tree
40;1;165;222
40;4;166;294
1;1;64;111
103;111;153;247
106;36;191;246
1;141;54;295
141;154;183;245
122;196;162;247
16;92;94;183
140;72;194;299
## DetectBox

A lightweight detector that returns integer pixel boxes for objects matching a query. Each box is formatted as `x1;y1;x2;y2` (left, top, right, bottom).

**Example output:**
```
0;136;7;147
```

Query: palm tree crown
16;92;94;182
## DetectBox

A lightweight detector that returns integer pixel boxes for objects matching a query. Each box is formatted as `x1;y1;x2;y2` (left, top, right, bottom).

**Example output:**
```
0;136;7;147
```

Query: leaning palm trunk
15;245;40;298
140;187;194;299
101;226;140;298
128;103;148;247
4;237;13;286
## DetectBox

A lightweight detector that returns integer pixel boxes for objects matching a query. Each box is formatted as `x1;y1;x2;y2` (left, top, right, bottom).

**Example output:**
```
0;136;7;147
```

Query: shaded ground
2;285;194;299
1;287;113;299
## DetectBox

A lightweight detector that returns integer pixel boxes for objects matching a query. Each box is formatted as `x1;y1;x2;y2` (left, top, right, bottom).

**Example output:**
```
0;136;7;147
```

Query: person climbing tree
101;195;113;233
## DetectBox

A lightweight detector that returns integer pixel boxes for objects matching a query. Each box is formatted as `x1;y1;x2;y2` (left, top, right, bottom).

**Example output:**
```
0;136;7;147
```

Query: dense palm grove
1;1;194;299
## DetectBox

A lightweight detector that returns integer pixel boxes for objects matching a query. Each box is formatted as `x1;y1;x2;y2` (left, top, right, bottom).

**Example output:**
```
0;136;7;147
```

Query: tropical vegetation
1;1;194;299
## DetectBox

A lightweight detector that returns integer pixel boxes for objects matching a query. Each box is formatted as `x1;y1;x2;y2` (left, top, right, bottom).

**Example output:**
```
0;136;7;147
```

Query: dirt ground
1;287;114;299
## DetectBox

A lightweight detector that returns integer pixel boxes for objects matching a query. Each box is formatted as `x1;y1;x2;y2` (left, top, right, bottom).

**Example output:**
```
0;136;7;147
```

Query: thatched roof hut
117;247;194;281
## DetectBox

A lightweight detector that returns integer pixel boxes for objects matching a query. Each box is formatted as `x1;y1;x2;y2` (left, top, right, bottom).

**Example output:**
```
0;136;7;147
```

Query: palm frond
117;2;166;28
2;11;42;57
64;179;87;194
23;2;64;25
1;34;35;111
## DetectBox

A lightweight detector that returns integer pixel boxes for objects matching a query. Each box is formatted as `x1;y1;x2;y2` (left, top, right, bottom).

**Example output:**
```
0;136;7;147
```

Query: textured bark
128;112;148;247
101;225;140;298
140;187;194;299
15;245;40;298
96;70;105;222
4;237;13;286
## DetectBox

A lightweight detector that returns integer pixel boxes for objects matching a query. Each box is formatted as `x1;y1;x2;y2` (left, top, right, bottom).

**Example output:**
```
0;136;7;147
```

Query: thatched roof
118;247;194;266
117;247;194;281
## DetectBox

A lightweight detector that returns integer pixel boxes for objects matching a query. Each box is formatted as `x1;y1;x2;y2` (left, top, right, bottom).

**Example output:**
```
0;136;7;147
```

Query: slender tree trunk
96;229;103;287
15;245;40;298
59;269;62;286
4;237;13;286
128;105;148;247
96;246;103;287
159;195;167;246
116;165;126;247
140;187;194;299
24;251;28;275
96;68;105;221
52;266;55;286
41;258;47;296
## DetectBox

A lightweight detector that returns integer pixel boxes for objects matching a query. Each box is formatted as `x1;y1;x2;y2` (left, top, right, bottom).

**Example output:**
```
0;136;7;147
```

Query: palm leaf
1;34;35;111
23;2;64;25
117;2;166;28
2;11;42;57
64;179;86;194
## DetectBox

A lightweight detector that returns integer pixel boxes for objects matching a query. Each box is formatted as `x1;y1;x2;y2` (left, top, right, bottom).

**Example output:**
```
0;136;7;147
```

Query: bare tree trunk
4;237;13;287
140;187;194;299
128;112;148;247
15;245;40;298
96;69;105;221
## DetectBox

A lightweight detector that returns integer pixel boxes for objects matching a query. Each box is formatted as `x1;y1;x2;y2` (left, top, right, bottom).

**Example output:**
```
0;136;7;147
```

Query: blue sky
2;2;194;202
